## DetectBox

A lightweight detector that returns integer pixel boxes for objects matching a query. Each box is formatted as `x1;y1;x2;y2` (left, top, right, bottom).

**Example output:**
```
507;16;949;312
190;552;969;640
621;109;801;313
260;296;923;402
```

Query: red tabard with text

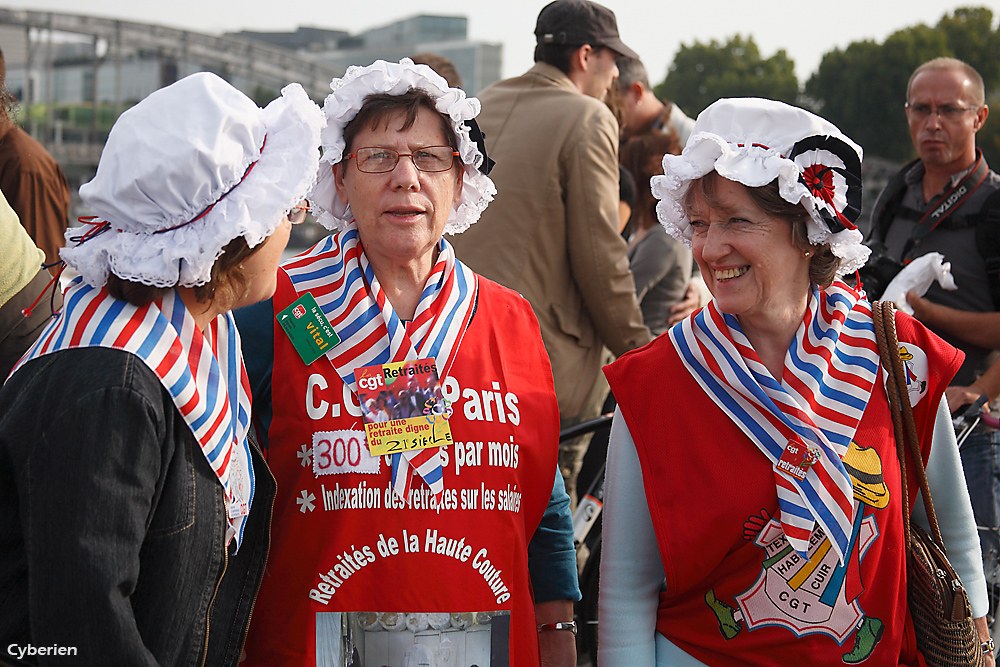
242;271;560;666
605;311;962;667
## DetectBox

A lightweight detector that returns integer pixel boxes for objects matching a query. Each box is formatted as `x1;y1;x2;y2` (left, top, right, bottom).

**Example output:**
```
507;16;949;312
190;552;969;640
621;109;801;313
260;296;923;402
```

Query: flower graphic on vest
706;440;888;664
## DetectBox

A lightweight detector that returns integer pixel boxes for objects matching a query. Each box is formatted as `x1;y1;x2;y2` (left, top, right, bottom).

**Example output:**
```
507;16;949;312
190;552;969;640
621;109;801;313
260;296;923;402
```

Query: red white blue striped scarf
669;282;879;562
13;279;255;549
282;224;478;503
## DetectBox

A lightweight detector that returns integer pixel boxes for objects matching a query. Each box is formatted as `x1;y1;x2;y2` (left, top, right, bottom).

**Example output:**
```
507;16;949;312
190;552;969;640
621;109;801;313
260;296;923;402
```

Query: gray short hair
616;56;650;92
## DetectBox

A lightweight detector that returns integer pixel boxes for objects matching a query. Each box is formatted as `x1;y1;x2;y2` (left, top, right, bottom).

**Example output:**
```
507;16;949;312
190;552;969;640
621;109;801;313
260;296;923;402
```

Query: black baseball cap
534;0;639;60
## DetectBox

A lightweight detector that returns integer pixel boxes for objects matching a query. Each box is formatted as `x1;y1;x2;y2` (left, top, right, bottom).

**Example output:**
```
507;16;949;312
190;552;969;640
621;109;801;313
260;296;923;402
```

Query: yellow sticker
364;414;453;456
355;357;453;456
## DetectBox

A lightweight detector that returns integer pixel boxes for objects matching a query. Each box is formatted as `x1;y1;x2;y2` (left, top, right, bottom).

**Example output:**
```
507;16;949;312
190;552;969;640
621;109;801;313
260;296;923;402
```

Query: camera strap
902;151;990;259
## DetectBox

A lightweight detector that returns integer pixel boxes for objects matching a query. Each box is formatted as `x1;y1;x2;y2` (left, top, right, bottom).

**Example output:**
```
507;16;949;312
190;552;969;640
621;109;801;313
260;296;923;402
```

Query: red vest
605;311;962;667
243;270;559;666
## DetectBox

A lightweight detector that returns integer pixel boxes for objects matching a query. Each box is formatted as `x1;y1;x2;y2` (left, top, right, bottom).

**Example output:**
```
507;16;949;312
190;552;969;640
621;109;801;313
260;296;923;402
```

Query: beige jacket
451;63;651;420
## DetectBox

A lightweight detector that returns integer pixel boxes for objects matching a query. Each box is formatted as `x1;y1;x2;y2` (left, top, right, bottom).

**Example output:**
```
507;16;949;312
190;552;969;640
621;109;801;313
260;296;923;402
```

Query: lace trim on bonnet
63;76;324;288
651;98;870;278
309;58;496;235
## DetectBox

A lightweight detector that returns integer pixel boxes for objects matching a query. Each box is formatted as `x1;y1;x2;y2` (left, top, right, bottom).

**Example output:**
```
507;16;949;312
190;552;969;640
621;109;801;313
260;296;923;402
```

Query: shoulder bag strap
872;300;946;551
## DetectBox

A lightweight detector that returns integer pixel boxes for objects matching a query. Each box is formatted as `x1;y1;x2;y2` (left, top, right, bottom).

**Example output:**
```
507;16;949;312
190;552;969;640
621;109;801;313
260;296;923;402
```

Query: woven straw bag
872;300;984;667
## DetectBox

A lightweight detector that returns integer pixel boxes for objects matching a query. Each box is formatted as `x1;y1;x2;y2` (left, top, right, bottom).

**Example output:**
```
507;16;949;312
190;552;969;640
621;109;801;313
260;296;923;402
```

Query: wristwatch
537;621;578;636
983;637;995;655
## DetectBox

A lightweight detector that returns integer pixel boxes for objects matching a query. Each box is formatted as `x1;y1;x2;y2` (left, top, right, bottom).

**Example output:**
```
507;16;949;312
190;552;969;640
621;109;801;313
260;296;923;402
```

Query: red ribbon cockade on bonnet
789;135;863;233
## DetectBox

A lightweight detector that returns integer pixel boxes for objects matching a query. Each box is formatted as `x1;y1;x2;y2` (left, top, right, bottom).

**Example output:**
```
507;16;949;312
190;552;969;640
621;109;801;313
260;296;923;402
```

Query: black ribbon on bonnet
464;118;496;176
788;134;863;233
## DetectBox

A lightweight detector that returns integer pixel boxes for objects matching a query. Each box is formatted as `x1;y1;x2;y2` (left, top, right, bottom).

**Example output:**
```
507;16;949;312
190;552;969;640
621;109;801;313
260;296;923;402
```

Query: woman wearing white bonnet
599;98;993;665
0;72;324;665
236;59;578;666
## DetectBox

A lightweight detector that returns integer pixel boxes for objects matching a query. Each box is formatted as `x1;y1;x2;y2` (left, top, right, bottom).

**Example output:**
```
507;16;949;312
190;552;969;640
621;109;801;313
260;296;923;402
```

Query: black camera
856;241;904;300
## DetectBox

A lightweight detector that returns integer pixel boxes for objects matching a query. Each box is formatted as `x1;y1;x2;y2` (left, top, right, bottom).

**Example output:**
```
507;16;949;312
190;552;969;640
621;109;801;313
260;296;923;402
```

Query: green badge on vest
276;293;340;366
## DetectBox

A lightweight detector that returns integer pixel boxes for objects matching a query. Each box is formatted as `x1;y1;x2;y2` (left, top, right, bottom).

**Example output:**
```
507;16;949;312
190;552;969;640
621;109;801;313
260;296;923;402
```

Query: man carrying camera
868;57;999;385
866;55;1000;624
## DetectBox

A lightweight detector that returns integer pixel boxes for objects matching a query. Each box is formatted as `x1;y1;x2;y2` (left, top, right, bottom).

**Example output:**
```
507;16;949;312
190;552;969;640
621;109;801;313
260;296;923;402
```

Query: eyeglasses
905;103;980;121
287;201;309;224
346;146;459;174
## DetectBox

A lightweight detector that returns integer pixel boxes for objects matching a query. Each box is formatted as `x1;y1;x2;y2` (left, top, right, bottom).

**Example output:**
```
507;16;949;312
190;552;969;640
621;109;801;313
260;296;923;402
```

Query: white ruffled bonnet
63;71;325;288
310;58;497;234
652;98;870;277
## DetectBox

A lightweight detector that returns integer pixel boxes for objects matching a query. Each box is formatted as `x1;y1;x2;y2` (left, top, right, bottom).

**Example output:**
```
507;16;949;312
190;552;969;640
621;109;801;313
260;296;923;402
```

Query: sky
7;0;1000;85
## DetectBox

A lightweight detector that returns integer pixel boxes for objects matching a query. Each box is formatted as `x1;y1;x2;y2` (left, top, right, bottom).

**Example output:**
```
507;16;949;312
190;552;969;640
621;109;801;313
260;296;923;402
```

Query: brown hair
615;55;650;92
684;171;840;288
411;53;463;89
106;235;262;308
534;42;578;74
341;89;459;157
620;132;682;230
534;43;612;76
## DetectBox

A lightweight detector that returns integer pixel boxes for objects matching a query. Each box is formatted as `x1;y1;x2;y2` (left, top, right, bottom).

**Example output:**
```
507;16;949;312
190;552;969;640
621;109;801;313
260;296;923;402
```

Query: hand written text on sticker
356;357;453;455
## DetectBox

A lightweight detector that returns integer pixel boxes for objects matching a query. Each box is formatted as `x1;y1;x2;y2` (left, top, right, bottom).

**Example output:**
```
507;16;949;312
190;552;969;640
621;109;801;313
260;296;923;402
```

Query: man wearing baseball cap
451;0;651;565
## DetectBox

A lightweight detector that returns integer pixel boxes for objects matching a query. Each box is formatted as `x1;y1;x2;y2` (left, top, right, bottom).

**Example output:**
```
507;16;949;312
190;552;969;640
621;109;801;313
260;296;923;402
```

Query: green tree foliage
654;35;798;116
804;7;1000;163
937;7;1000;85
804;28;946;160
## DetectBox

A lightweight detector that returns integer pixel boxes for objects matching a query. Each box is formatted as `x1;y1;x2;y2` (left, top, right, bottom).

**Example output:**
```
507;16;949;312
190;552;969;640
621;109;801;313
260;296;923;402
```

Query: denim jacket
0;347;276;666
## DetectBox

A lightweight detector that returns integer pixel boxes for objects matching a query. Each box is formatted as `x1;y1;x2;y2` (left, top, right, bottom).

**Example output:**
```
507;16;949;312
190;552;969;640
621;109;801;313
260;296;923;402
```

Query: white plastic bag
880;252;956;314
